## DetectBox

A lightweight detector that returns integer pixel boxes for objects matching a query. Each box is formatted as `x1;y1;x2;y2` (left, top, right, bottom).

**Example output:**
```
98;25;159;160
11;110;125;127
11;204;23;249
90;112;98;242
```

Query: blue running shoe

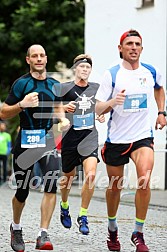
76;216;89;235
60;204;72;229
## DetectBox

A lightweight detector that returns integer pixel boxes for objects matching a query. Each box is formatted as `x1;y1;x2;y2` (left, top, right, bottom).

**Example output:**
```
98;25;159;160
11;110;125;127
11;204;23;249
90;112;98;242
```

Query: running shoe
35;231;53;250
60;203;72;229
76;216;89;235
10;224;25;252
131;231;149;252
107;228;121;251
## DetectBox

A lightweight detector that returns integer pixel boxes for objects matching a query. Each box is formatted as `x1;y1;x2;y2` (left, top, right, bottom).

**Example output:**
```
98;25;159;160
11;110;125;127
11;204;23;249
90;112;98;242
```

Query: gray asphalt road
0;184;167;252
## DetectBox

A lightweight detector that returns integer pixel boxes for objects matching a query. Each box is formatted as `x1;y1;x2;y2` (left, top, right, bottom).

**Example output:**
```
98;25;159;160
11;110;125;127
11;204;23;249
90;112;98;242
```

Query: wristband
18;102;24;110
158;111;166;116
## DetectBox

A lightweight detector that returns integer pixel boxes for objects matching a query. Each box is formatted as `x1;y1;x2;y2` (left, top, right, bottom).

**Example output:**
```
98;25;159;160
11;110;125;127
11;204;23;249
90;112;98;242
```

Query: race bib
123;94;147;112
73;112;94;130
21;129;46;148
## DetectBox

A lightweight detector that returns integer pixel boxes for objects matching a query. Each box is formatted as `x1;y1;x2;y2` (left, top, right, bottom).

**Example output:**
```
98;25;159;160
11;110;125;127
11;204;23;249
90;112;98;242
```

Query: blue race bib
21;129;46;148
73;112;94;130
123;94;147;112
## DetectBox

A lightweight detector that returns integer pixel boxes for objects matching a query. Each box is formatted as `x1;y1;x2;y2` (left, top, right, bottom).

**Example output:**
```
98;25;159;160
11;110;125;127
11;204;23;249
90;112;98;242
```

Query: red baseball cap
120;30;142;44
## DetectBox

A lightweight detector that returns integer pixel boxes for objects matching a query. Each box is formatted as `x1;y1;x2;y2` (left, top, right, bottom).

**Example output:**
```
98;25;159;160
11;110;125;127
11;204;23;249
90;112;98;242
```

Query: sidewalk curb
63;185;167;210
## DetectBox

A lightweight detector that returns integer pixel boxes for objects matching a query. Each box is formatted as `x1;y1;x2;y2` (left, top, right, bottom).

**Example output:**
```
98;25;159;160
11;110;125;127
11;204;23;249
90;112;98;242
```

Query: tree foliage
0;0;84;142
0;0;84;92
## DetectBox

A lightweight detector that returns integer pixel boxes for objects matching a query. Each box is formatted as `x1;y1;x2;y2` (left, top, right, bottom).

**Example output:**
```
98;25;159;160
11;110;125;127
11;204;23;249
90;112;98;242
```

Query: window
135;0;154;9
142;0;154;7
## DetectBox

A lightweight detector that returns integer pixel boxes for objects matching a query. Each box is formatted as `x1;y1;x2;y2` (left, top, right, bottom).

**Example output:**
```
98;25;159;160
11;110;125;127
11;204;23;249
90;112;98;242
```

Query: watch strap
158;111;166;116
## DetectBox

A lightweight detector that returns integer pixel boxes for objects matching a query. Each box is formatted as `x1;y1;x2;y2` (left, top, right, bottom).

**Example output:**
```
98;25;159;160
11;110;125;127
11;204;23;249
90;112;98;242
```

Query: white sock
12;222;22;230
38;228;48;237
108;218;118;232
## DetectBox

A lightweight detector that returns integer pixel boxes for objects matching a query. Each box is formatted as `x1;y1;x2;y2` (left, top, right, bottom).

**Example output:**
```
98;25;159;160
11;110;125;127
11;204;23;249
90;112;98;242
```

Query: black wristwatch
158;111;167;116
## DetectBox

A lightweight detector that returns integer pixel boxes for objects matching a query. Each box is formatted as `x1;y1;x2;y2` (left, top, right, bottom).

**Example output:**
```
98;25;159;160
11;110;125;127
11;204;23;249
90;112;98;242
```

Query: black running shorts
101;137;154;166
62;148;99;173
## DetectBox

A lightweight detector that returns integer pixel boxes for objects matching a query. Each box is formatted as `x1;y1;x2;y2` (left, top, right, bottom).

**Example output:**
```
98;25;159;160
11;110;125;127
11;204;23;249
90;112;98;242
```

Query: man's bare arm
0;102;22;120
95;90;126;115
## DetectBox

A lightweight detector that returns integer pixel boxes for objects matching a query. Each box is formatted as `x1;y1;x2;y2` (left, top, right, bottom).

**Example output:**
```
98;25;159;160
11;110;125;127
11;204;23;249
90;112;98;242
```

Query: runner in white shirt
95;29;166;252
97;63;162;143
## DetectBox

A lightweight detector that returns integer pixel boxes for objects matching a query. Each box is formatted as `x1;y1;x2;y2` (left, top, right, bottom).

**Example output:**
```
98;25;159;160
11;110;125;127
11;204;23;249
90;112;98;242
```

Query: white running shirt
95;62;162;143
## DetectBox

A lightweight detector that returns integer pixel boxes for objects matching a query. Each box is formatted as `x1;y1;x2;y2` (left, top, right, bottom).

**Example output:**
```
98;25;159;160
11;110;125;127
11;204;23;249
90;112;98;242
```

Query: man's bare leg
40;192;56;229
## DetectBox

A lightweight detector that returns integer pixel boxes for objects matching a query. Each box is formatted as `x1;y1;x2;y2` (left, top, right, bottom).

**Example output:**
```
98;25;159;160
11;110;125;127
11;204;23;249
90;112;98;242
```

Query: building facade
85;0;167;189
